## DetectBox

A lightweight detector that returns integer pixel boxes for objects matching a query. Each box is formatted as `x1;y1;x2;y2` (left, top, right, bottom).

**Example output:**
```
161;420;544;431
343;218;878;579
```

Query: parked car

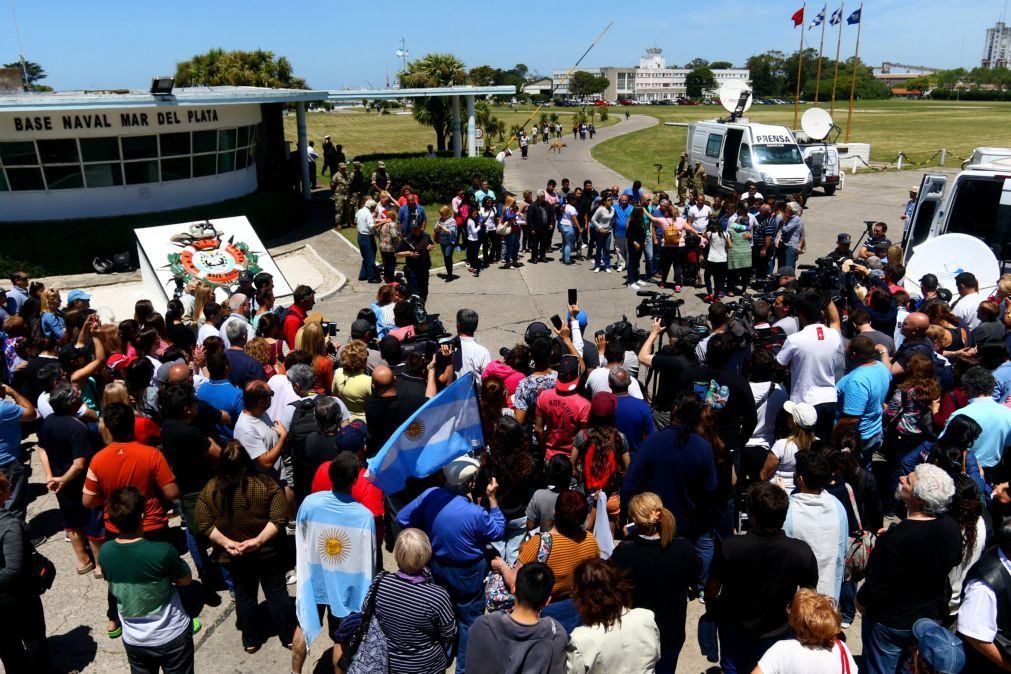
593;99;610;106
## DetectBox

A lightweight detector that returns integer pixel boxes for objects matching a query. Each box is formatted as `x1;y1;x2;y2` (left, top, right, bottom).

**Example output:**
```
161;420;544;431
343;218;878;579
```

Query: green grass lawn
591;99;1011;190
283;105;618;157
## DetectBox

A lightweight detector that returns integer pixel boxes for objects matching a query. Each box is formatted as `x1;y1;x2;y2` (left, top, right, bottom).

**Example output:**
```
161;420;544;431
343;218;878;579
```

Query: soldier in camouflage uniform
330;162;351;228
349;161;366;219
675;151;690;205
692;160;707;196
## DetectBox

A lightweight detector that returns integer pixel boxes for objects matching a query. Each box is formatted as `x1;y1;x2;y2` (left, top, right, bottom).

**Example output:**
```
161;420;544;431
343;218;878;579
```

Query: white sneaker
616;265;625;272
593;267;601;273
605;268;613;273
841;621;852;629
286;571;297;585
629;283;641;290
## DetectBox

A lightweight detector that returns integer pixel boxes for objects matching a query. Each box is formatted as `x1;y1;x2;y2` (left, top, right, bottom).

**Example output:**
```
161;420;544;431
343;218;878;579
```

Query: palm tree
539;112;549;127
549;112;559;125
400;53;468;152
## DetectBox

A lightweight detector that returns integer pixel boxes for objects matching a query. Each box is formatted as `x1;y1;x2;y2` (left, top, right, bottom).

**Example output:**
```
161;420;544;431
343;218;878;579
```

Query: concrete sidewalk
503;113;657;193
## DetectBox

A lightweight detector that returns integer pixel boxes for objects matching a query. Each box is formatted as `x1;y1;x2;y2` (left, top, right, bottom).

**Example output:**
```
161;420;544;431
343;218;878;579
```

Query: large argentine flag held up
366;371;485;493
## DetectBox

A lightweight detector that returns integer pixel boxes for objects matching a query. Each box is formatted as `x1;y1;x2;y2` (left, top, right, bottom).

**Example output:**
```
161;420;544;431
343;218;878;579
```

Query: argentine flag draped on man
366;371;485;493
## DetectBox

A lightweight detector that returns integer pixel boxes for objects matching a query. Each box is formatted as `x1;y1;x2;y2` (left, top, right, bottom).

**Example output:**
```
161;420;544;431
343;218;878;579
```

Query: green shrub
352;150;453;162
0;190;305;277
358;157;503;204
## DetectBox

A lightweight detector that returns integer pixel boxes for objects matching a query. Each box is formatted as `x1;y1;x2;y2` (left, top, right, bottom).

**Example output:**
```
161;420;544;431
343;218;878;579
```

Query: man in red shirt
536;355;590;460
282;285;316;350
83;403;180;639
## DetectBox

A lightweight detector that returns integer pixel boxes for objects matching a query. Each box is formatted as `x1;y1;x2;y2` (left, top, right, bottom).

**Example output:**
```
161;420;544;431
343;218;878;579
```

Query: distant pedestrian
306;141;318;189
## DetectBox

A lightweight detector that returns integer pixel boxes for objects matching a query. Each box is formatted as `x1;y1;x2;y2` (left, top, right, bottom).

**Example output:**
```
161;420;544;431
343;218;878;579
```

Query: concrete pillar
466;95;476;158
452;96;462;158
295;102;311;200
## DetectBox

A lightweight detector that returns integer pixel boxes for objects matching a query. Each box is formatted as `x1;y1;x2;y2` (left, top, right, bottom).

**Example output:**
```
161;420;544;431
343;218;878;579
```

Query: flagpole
814;6;828;103
830;2;844;115
844;2;863;143
794;1;806;129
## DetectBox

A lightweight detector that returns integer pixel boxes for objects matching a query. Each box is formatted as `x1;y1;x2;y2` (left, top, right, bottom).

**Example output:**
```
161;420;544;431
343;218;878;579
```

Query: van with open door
686;121;813;198
903;153;1011;269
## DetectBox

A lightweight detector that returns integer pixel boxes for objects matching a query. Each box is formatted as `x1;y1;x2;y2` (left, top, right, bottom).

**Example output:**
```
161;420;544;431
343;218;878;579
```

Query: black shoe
31;535;47;547
368;278;382;284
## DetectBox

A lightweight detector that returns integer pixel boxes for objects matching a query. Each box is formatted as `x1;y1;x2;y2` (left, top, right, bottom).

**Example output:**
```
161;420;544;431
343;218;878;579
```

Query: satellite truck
900;150;1011;299
793;107;841;196
670;81;813;199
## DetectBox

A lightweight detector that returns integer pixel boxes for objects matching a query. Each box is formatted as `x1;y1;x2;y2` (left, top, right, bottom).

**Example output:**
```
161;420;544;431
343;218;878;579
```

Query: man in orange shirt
83;403;180;640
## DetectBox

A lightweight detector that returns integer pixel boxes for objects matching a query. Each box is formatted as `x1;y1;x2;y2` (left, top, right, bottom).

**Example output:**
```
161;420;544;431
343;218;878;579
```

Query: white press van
903;151;1011;266
686;121;813;198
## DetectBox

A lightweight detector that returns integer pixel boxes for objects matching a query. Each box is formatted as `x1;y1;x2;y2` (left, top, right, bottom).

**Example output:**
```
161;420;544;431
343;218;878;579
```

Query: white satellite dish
903;233;1001;297
718;80;753;115
800;107;834;141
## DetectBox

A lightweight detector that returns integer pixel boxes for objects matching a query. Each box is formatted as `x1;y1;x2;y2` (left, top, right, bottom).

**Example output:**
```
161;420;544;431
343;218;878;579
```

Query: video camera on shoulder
634;289;686;327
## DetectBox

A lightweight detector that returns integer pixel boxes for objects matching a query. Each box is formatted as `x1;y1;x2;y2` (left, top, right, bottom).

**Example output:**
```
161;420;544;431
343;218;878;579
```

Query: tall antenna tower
395;38;410;88
10;0;30;90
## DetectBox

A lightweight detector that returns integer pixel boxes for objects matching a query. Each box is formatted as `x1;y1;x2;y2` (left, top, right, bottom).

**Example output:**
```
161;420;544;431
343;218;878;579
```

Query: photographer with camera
775;291;844;441
638;319;695;430
695;303;748;375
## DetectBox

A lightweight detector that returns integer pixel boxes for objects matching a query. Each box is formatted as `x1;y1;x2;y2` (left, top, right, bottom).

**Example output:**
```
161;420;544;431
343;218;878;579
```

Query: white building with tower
983;21;1011;68
552;48;749;102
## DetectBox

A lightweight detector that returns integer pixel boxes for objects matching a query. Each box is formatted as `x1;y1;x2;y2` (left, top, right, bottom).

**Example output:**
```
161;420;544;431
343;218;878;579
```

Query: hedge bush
928;89;1011;101
351;150;454;163
357;157;503;204
0;190;305;278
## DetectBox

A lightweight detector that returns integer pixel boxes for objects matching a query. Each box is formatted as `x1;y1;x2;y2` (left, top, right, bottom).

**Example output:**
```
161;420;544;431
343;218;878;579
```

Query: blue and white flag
809;5;826;29
366;371;484;494
295;491;376;653
829;6;844;25
847;7;862;24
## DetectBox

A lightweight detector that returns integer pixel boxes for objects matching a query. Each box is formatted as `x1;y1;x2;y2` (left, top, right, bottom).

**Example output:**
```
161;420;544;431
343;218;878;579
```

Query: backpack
484;532;553;613
288;397;323;503
663;223;681;246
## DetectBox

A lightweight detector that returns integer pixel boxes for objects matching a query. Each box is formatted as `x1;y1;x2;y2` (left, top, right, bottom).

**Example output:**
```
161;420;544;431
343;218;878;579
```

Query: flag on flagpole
809;5;826;29
791;6;805;26
365;371;484;494
829;6;843;25
847;8;862;24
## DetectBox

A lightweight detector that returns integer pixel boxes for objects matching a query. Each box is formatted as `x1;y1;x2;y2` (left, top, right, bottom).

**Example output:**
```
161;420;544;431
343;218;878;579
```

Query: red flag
791;6;804;26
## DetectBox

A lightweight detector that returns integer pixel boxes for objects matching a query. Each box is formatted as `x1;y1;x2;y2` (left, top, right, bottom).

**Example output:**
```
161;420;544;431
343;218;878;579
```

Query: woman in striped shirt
369;528;457;674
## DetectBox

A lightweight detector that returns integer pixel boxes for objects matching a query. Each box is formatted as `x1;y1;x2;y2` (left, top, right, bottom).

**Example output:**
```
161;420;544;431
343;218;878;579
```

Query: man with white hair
219;293;255;349
778;202;805;270
356;199;383;284
223;319;265;388
397;457;504;674
857;463;961;674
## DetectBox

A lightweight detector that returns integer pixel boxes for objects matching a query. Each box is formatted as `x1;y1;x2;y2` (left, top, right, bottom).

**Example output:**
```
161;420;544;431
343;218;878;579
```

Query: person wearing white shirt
586;342;643;399
952;271;984;331
455;309;491;377
686;193;712;234
218;293;256;349
775;292;844;440
957;531;1011;673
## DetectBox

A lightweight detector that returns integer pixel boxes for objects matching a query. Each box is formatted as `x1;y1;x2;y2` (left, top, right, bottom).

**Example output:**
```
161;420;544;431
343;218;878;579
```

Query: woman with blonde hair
752;588;856;673
886;243;904;266
294;322;333;395
333;340;370;421
40;288;65;341
611;492;700;673
191;283;214;327
761;401;817;493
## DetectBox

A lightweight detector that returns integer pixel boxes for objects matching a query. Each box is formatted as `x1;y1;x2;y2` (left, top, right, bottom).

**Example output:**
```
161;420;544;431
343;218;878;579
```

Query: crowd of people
1;165;1010;674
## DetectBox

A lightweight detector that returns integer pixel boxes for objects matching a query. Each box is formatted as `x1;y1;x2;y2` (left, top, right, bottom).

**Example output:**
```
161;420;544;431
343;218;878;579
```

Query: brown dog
548;141;567;153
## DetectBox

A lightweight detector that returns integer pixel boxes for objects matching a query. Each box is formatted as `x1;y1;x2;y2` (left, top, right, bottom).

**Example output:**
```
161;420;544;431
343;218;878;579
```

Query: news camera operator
638;318;695;429
841;259;899;336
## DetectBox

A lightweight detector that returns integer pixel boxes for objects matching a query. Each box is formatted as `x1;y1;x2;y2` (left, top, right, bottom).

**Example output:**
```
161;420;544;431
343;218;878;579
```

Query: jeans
693;529;716;593
504;231;521;264
781;245;799;270
441;243;456;277
705;261;728;296
839;580;857;623
644;236;655;275
357;233;379;281
124;627;194;674
560;225;575;263
0;590;53;673
405;267;429;303
719;625;787;674
466;240;481;273
540;597;581;633
861;620;915;674
626;243;642;285
230;555;296;649
698;613;719;663
614;236;628;268
530;227;549;261
179;493;231;591
752;247;771;279
595;231;612;269
659;246;683;286
430;556;488;674
491;515;528;566
0;458;28;521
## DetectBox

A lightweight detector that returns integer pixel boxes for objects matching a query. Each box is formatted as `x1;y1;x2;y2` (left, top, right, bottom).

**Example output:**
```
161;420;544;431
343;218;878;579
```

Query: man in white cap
397;456;503;674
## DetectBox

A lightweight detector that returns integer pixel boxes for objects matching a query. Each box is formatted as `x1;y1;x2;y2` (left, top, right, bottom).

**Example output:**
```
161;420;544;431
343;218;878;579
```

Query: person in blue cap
65;289;92;312
911;618;965;674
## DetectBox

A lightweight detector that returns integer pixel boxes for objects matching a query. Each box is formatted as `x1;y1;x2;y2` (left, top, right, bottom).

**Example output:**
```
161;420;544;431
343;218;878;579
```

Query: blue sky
4;0;1006;90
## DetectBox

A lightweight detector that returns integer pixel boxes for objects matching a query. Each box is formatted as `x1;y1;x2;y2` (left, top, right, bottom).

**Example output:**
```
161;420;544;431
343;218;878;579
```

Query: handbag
484;532;553;613
346;573;389;674
496;221;512;236
843;482;876;582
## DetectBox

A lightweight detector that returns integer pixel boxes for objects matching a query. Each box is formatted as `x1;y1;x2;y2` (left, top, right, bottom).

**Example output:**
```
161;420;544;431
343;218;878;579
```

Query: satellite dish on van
718;81;753;115
800;107;834;141
903;233;1001;297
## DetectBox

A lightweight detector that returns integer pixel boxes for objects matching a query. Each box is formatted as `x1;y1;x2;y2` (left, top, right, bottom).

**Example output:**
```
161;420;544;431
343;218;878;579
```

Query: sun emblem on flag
405;419;426;441
318;528;351;565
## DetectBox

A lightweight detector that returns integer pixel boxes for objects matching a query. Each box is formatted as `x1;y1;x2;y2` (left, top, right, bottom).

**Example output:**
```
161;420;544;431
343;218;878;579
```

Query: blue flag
365;371;484;493
809;5;826;29
829;6;843;25
847;8;861;24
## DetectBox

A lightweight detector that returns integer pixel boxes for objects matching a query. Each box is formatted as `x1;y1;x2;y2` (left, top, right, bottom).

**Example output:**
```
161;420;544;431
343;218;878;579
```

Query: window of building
0;124;256;192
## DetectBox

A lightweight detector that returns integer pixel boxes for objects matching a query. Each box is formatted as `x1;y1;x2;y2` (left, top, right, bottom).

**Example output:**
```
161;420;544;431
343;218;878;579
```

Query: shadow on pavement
49;624;97;673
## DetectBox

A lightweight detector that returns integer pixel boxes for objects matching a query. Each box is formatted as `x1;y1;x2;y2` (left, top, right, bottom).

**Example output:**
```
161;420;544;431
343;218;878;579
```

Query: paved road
31;124;959;672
